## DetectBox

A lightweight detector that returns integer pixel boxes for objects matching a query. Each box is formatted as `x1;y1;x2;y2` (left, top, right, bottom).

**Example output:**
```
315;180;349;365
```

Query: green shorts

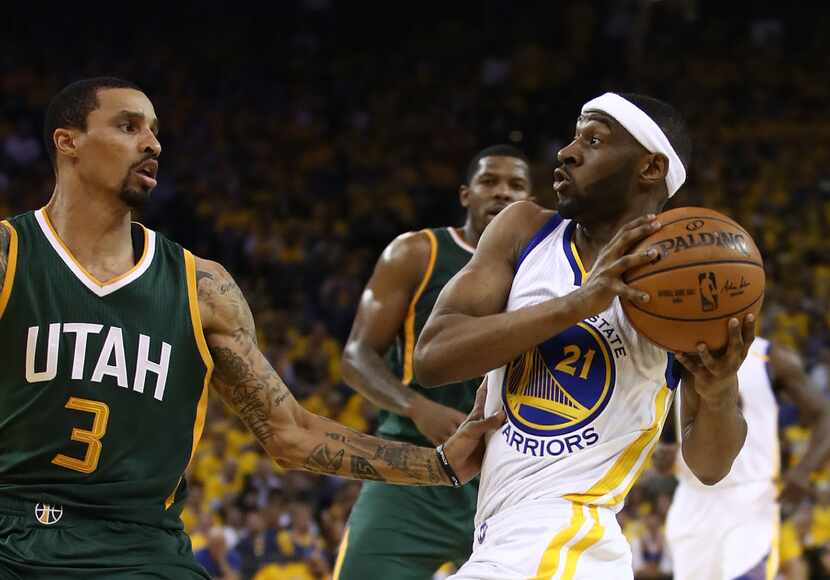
334;480;478;580
0;496;209;579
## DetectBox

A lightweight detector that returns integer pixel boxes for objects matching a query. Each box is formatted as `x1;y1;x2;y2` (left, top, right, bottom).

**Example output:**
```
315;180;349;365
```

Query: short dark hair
618;93;692;173
43;77;142;169
465;144;530;184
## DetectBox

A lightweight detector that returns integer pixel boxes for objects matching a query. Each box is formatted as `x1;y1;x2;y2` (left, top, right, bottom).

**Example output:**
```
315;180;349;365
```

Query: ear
53;128;81;160
640;153;668;187
459;184;471;208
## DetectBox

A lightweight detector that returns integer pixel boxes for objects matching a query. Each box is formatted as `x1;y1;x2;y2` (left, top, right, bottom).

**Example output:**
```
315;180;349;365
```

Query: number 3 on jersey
52;397;110;474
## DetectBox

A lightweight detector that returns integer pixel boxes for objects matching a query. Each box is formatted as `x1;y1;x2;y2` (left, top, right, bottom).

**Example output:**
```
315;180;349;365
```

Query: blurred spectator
630;512;672;580
195;526;242;580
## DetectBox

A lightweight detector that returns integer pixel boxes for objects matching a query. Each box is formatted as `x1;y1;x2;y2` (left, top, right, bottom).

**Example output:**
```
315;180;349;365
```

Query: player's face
74;88;161;208
554;114;639;222
461;156;531;235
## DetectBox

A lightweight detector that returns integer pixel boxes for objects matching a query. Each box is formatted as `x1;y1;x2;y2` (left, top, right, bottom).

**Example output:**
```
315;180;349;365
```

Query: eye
120;122;137;133
589;136;601;146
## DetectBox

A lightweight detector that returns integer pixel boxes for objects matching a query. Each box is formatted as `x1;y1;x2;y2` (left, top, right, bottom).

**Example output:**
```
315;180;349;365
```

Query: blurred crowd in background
2;1;830;578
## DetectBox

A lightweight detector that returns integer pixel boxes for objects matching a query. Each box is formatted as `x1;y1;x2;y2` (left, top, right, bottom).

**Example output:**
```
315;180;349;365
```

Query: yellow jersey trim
570;238;588;279
402;229;437;385
40;207;150;287
332;527;350;580
165;250;214;509
564;385;671;507
0;220;19;320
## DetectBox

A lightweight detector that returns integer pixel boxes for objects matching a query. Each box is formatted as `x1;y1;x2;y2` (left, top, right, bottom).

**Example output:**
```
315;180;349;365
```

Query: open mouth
133;159;159;187
553;167;572;192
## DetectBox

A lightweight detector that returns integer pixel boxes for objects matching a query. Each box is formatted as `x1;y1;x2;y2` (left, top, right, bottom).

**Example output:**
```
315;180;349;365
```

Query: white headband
581;92;686;197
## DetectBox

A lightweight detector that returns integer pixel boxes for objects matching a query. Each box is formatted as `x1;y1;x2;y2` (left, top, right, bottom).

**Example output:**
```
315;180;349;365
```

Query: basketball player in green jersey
335;145;532;579
0;77;504;579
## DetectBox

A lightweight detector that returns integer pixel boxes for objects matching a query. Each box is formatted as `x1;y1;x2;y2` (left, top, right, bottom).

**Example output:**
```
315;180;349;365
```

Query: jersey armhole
0;220;20;321
515;213;563;272
401;229;438;385
169;250;214;509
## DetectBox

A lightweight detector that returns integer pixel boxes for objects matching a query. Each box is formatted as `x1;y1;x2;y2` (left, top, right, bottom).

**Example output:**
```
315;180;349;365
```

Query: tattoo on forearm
373;445;410;472
350;456;385;481
306;444;345;472
297;424;447;485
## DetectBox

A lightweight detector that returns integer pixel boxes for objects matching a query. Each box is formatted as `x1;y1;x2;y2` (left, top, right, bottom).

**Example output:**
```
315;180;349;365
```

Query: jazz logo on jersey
34;503;63;525
501;322;615;457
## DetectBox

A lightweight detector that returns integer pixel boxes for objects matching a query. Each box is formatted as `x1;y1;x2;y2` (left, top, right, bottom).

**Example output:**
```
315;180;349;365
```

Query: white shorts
450;499;632;580
665;481;779;580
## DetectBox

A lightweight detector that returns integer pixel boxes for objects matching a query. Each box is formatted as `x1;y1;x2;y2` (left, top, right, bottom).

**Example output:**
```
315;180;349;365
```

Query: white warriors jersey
478;214;678;526
675;336;779;489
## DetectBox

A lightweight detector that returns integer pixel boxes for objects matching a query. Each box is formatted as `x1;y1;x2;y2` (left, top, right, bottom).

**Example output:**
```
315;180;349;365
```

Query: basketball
621;207;765;353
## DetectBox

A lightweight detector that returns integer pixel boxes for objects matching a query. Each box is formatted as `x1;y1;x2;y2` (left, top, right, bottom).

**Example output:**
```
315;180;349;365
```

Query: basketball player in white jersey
665;337;830;580
414;92;755;580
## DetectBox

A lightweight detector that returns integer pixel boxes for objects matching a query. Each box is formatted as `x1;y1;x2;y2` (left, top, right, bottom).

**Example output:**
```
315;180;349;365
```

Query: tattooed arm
0;223;9;296
195;257;502;485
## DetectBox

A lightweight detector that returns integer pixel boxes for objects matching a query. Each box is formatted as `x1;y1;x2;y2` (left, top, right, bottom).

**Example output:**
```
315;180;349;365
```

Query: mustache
129;154;158;171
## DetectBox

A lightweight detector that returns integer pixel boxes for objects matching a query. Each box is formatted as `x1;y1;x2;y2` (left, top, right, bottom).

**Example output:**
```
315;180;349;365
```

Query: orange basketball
621;207;765;353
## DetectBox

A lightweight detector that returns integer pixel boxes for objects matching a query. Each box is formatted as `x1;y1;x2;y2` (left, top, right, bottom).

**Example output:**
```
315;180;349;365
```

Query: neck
461;216;482;248
573;200;660;271
45;176;135;273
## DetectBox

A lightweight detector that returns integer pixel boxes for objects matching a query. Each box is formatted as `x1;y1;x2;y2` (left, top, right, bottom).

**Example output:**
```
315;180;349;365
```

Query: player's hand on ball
578;214;662;315
442;381;505;484
675;314;756;404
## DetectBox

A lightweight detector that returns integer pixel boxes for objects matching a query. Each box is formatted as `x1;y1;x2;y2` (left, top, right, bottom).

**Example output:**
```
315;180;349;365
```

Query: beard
557;162;634;222
118;174;152;209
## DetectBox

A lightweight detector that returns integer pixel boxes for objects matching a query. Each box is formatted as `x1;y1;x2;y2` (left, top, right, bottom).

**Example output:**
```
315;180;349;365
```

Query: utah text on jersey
25;323;172;401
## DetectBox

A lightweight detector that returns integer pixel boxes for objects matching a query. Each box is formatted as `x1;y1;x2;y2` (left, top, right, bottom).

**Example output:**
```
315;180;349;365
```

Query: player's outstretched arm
415;202;660;386
195;257;501;485
773;344;830;503
341;232;467;444
677;316;753;484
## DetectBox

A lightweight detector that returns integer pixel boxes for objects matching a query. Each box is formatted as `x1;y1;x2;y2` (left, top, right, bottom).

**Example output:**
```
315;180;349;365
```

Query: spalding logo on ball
621;207;765;353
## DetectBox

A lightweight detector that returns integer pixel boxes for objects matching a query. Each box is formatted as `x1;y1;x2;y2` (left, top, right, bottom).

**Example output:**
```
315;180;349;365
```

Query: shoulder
194;256;237;293
373;230;435;283
382;230;434;264
478;201;558;262
193;256;252;334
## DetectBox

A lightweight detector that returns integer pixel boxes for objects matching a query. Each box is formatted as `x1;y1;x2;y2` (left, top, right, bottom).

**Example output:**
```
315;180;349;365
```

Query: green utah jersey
378;227;481;446
0;209;212;529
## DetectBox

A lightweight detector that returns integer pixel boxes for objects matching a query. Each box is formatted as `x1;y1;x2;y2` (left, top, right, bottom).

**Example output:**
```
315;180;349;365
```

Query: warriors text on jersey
0;209;212;529
478;214;678;525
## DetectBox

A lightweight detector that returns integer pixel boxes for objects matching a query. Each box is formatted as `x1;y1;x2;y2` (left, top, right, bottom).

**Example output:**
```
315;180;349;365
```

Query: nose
142;129;162;158
556;140;580;167
493;183;514;201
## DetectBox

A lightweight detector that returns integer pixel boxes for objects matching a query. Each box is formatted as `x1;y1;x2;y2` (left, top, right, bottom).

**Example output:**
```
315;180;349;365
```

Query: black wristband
435;444;462;487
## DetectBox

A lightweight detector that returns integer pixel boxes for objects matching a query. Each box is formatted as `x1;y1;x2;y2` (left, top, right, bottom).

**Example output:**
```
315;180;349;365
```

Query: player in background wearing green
0;77;502;579
336;145;532;579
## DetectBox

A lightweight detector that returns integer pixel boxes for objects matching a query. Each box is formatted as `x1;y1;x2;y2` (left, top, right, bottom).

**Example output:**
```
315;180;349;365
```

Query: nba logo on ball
697;272;719;312
622;207;765;353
